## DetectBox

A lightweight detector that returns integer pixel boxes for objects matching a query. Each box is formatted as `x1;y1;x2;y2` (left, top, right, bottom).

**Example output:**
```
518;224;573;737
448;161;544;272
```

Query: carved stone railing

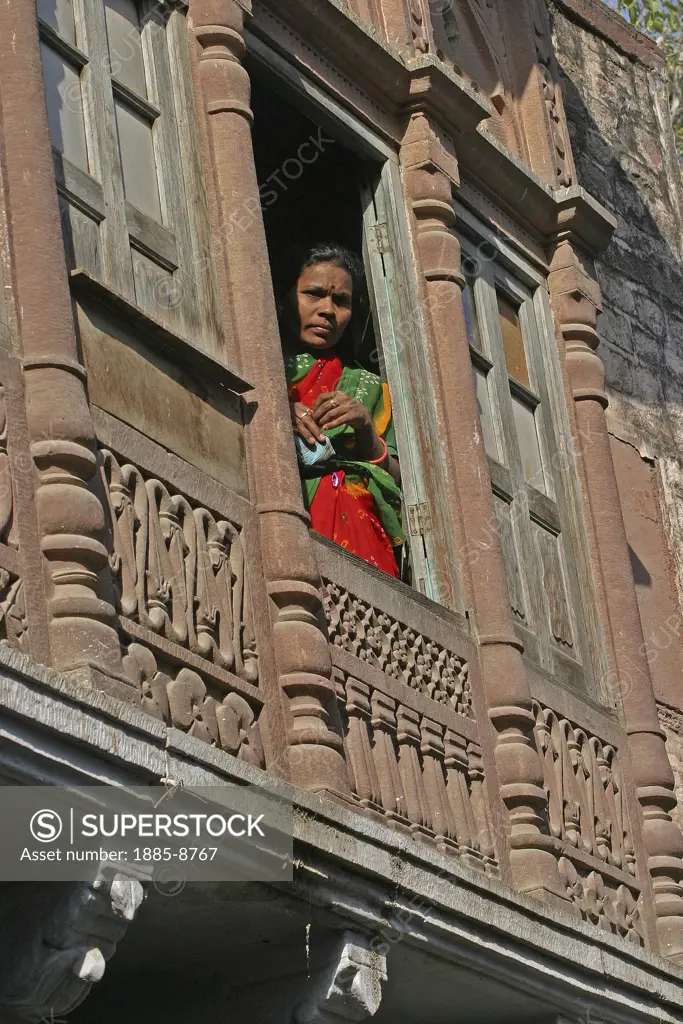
531;679;645;944
334;666;497;873
97;416;266;768
324;580;471;717
315;537;499;875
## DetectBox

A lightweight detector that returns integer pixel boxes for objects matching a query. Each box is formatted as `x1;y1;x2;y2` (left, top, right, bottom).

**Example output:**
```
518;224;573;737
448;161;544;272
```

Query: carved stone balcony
314;535;653;947
314;535;500;877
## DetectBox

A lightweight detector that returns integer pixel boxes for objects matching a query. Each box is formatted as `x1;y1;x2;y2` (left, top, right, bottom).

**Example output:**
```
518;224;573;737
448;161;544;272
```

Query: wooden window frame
245;32;465;613
456;205;608;697
38;0;222;355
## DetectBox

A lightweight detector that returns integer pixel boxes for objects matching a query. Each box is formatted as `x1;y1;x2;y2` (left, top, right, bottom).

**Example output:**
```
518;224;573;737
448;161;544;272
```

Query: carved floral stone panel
123;641;265;766
534;701;643;942
102;449;258;683
323;578;471;715
101;450;264;765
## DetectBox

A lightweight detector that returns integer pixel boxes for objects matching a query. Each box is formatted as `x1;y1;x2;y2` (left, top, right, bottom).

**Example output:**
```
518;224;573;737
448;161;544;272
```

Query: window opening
249;75;449;601
497;291;529;388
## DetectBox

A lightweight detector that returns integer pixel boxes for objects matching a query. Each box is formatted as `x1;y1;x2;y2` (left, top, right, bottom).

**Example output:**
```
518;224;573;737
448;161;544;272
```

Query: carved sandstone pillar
0;0;127;688
189;0;350;797
400;112;563;903
549;236;683;961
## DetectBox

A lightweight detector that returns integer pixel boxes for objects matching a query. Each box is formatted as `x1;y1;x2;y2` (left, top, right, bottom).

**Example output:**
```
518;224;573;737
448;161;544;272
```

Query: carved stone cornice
294;931;387;1023
554;185;618;258
0;866;145;1021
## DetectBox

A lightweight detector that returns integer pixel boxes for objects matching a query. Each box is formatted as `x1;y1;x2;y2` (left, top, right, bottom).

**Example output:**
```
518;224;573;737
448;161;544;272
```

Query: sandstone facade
1;0;683;1020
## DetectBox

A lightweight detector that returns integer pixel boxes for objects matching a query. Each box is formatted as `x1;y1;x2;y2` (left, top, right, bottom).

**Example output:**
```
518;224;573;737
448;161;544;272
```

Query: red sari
289;355;399;577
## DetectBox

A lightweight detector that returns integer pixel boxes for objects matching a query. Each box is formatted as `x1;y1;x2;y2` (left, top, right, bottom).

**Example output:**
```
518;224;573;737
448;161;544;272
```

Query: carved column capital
548;241;606;407
0;866;145;1021
294;931;387;1023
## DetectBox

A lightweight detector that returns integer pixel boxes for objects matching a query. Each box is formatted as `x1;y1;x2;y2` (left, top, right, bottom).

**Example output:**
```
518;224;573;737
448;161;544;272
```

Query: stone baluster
370;691;406;822
0;0;130;692
420;717;458;851
189;0;350;797
400;111;564;903
548;233;683;960
467;739;496;862
396;705;432;837
444;730;477;853
345;677;383;809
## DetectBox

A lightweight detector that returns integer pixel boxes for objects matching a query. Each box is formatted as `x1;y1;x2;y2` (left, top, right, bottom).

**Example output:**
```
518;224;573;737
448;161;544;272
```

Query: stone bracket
0;863;145;1022
294;931;387;1023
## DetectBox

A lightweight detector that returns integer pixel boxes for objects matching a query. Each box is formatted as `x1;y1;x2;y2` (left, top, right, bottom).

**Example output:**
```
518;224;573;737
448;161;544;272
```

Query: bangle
367;437;388;465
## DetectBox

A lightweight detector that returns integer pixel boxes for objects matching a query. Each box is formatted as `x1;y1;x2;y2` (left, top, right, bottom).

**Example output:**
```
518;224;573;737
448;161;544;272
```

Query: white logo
30;809;63;843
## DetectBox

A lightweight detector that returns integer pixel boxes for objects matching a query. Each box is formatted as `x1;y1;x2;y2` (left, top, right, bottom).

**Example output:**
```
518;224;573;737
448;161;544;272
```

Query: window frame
245;32;465;613
455;204;608;697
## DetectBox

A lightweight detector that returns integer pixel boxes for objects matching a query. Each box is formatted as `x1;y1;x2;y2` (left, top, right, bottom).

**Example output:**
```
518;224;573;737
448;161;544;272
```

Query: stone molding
294;931;387;1023
0;865;145;1022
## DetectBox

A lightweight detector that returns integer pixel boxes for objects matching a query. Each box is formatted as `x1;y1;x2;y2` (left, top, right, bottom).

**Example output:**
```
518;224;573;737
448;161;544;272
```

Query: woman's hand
312;391;398;480
290;401;325;445
312;391;372;432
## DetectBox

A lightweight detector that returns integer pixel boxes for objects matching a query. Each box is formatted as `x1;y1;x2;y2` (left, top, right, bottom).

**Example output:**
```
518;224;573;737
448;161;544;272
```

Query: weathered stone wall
550;0;683;732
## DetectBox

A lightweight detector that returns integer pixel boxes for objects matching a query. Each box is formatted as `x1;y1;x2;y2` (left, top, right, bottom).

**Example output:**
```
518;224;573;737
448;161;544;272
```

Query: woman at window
278;243;404;578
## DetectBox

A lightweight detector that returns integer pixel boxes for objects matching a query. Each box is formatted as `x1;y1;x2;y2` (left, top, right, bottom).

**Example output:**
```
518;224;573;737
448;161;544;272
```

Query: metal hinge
407;502;431;537
370;222;391;255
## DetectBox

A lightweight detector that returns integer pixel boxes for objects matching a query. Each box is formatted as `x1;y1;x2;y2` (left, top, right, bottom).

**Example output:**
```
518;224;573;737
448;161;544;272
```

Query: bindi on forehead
299;264;352;293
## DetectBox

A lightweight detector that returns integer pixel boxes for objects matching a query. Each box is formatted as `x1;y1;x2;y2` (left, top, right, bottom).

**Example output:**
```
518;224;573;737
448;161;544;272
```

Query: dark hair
274;242;364;303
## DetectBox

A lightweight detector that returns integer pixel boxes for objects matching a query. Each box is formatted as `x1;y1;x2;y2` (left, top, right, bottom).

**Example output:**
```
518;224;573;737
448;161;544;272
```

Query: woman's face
289;262;353;350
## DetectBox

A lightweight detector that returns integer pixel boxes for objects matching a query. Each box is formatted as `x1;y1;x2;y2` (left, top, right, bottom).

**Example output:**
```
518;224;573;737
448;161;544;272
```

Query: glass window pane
498;291;530;389
37;0;76;45
462;280;482;353
115;99;161;221
40;43;89;172
512;393;544;490
104;0;147;96
473;364;499;459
